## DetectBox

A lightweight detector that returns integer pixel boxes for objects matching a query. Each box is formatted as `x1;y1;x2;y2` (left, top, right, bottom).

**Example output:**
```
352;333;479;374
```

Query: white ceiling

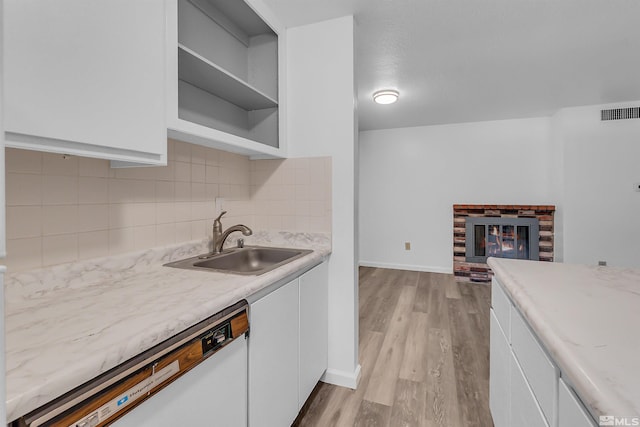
260;0;640;131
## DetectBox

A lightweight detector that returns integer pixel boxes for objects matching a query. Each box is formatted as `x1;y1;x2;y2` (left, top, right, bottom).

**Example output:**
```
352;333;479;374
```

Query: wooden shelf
178;44;277;111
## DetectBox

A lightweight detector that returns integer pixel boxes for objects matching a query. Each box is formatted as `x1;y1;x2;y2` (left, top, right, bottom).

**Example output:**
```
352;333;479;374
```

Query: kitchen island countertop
5;231;330;422
488;257;640;421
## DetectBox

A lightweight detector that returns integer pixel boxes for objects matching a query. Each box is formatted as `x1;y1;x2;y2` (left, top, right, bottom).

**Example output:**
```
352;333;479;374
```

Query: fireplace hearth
453;205;554;282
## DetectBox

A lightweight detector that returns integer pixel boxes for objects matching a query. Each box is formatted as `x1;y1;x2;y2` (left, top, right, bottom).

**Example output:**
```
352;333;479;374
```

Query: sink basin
164;246;313;275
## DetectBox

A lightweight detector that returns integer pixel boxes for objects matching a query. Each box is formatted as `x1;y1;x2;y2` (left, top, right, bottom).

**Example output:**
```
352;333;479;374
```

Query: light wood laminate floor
294;267;494;427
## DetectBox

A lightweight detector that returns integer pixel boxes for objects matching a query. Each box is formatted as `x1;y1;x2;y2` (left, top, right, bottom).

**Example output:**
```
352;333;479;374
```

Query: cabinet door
558;378;596;427
511;307;558;425
510;352;550;427
490;309;510;427
112;337;247;427
4;0;167;164
249;278;299;427
299;262;328;408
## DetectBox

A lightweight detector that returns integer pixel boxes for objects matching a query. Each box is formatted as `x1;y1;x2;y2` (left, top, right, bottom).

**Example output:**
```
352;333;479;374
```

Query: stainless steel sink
164;246;313;275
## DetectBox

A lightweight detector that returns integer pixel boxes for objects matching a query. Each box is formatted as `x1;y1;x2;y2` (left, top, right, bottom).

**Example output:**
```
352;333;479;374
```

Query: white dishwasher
112;336;247;427
16;301;249;427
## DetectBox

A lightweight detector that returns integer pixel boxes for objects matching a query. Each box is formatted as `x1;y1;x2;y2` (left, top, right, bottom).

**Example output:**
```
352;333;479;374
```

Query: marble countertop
488;258;640;420
4;231;331;422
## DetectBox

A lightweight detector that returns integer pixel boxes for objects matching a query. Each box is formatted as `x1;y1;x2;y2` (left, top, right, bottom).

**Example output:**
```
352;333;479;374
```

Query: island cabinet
248;261;328;427
166;0;285;158
490;277;597;427
3;0;168;165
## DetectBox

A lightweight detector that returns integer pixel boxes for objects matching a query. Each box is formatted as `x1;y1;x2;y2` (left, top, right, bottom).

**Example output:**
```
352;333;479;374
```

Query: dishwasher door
112;336;247;427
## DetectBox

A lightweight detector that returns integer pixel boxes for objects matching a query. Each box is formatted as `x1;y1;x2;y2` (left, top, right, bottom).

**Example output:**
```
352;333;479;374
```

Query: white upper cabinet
166;0;285;158
3;0;168;165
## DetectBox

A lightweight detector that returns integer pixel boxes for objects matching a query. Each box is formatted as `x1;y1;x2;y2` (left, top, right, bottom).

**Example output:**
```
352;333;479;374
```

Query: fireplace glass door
466;217;539;263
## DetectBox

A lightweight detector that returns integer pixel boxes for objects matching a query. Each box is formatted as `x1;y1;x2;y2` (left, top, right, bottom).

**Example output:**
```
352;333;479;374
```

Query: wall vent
601;107;640;121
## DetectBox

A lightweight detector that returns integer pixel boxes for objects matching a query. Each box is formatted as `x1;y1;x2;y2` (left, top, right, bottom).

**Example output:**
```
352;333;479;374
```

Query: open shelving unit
178;44;277;111
168;0;281;157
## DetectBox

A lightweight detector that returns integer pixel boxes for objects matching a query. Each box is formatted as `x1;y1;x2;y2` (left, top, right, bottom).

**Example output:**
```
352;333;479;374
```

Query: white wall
549;110;566;261
359;117;552;273
286;16;360;387
557;101;640;267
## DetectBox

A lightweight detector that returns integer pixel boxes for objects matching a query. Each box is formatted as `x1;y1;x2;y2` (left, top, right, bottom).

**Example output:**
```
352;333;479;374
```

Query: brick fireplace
453;205;555;282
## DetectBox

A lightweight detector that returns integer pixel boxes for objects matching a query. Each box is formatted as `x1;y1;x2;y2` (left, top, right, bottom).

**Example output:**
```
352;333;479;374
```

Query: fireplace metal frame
465;217;539;263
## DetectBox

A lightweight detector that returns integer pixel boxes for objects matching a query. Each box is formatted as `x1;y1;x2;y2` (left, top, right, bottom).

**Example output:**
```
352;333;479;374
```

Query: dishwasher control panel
201;323;231;355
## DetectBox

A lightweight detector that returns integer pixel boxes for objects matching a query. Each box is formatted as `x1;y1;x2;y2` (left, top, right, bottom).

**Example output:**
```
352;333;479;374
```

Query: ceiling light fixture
373;89;399;105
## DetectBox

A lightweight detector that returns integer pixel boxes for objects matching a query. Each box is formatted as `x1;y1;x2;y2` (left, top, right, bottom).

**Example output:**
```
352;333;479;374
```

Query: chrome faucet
211;211;252;254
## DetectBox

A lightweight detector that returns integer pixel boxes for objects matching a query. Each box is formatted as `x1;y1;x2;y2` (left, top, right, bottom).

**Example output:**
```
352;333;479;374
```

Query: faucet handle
215;211;227;222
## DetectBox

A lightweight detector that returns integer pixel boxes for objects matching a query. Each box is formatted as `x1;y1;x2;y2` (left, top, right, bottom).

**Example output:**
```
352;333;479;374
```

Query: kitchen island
4;231;330;423
488;257;640;426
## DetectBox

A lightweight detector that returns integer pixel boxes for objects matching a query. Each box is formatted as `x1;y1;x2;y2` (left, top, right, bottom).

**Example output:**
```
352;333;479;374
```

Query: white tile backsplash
42;153;78;176
133;225;157;250
7;173;42;206
156;202;176;224
6;148;42;174
78;157;109;178
7;206;42;239
5;237;42;271
190;144;208;165
174;161;191;182
42;205;79;236
108;227;136;255
78;230;109;260
79;177;109;204
77;205;109;233
173;140;191;163
155;223;176;246
42;234;78;266
4;142;332;272
191;163;206;183
42;175;79;205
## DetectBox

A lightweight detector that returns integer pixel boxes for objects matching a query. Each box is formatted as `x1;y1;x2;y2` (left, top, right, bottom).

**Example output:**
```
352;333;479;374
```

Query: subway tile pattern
5;141;332;272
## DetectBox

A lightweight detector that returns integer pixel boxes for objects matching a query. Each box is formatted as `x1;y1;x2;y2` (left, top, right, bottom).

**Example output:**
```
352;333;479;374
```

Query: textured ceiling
261;0;640;130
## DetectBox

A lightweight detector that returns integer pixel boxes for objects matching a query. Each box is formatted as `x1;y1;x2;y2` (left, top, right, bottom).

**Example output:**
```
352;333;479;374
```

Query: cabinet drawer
491;277;511;340
511;307;558;426
490;310;511;427
559;378;596;427
510;352;550;427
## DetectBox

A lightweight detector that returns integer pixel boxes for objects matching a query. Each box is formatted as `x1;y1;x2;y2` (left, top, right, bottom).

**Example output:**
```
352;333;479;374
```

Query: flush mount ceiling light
373;89;399;105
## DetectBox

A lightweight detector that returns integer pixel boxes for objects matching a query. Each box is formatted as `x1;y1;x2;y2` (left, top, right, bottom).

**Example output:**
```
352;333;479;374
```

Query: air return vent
601;107;640;121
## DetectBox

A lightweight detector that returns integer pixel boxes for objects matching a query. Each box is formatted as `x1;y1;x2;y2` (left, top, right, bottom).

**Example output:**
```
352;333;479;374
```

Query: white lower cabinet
490;278;596;427
558;378;596;427
298;261;329;409
249;278;300;427
248;261;328;427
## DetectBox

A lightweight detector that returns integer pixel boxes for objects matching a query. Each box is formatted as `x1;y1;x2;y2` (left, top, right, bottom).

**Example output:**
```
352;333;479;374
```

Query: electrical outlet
405;242;411;250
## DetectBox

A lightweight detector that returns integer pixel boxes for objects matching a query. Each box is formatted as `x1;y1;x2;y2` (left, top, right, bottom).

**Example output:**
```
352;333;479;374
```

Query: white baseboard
358;260;452;274
321;364;362;389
